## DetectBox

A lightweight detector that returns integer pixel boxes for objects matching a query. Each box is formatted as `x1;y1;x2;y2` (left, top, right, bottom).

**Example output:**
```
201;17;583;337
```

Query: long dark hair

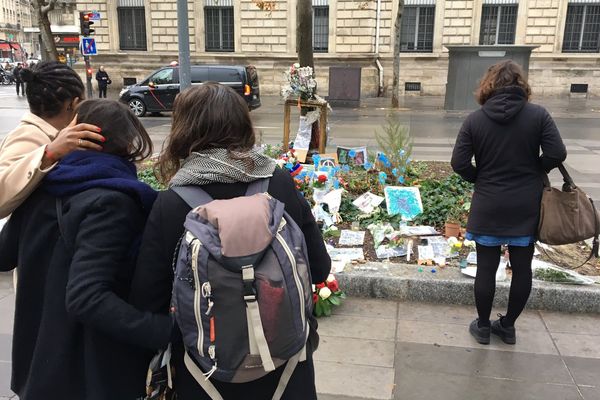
76;99;153;162
157;83;255;183
475;60;532;105
20;61;85;118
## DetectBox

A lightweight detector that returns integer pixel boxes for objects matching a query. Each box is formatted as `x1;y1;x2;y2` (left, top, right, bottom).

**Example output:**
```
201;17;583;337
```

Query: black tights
475;243;534;328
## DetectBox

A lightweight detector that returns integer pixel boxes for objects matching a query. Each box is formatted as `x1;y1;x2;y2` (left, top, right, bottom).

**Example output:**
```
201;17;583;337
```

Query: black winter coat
130;167;332;400
451;86;567;237
0;188;172;400
96;70;110;87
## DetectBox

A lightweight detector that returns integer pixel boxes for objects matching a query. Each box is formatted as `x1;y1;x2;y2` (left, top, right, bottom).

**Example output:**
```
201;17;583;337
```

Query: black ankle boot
469;319;491;345
492;314;516;345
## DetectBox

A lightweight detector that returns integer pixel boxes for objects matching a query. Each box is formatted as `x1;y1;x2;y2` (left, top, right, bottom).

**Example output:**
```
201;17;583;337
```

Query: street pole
84;55;93;99
177;0;191;91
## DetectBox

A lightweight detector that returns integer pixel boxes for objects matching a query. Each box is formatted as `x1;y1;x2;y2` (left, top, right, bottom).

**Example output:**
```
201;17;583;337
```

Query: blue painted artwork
384;186;423;220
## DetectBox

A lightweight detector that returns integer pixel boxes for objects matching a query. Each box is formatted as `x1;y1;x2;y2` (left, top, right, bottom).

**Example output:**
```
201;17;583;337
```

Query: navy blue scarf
43;151;157;214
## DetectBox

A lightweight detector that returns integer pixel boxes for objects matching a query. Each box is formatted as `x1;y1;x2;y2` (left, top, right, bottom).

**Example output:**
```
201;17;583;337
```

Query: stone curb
336;262;600;314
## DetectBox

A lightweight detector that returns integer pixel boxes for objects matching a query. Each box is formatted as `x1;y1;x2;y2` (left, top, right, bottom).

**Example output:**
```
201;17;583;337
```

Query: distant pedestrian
14;63;25;96
95;66;110;98
130;83;331;400
451;60;567;345
0;99;172;400
0;61;104;218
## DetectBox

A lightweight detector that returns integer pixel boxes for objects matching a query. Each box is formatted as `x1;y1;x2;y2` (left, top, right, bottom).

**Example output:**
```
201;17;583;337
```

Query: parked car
119;64;261;117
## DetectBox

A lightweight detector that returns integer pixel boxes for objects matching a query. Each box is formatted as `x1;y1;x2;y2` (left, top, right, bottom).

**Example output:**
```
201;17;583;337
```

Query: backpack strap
184;346;306;400
245;178;270;196
172;186;214;209
242;265;276;372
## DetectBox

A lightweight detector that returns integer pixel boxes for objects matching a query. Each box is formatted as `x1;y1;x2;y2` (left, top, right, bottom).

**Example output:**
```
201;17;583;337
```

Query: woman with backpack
451;60;566;345
0;61;104;219
0;99;173;400
130;83;331;400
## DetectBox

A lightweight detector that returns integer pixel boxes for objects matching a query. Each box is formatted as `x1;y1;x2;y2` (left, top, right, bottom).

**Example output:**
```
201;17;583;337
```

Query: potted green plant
445;203;466;238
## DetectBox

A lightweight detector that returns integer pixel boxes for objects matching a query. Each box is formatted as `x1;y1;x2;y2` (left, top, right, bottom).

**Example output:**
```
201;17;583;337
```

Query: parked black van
119;64;261;117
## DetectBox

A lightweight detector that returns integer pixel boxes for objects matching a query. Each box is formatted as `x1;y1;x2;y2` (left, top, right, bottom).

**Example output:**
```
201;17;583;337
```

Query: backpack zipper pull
202;282;214;315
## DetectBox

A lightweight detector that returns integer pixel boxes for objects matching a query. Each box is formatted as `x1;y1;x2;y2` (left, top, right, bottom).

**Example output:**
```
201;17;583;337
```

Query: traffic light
80;12;95;37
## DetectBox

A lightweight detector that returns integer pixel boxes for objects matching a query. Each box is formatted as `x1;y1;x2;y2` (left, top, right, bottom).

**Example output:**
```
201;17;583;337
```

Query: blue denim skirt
465;232;536;247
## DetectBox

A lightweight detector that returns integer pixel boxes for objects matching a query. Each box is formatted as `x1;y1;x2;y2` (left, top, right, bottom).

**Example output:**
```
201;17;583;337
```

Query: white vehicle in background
26;58;40;66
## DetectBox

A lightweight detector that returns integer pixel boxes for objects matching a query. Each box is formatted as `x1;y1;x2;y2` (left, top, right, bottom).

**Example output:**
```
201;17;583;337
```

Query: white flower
319;287;332;300
326;274;336;283
447;237;459;246
464;239;476;248
312;284;316;292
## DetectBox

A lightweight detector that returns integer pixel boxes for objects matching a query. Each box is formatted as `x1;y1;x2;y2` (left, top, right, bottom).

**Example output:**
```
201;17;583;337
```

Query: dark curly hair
475;60;531;105
21;61;85;118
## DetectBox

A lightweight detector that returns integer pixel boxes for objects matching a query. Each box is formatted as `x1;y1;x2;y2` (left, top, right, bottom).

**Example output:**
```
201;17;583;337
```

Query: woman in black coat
130;83;331;400
451;60;567;345
0;100;172;400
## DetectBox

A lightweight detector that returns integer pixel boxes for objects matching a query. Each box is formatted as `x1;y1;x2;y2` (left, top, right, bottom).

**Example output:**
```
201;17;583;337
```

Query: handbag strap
542;164;577;190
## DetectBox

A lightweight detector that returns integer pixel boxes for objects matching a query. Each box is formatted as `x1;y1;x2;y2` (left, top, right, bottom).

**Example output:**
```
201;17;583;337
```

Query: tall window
205;0;234;52
400;6;435;52
117;0;147;50
479;4;518;45
313;3;329;53
563;3;600;53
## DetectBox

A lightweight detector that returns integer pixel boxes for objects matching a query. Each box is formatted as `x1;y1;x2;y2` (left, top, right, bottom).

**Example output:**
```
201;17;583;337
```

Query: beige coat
0;113;58;218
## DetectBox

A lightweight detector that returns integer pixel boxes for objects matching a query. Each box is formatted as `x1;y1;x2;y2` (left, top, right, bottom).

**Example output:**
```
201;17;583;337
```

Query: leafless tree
32;0;59;61
392;0;404;108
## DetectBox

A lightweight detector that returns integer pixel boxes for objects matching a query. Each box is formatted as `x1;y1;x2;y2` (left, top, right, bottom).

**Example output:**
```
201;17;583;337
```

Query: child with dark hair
0;99;172;400
0;61;105;218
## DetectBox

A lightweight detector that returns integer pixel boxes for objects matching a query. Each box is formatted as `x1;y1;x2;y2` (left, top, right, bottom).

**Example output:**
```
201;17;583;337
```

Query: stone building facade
0;0;33;59
67;0;600;97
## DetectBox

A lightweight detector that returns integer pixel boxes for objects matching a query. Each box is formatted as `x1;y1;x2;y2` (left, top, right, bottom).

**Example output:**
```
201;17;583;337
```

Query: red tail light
244;84;251;96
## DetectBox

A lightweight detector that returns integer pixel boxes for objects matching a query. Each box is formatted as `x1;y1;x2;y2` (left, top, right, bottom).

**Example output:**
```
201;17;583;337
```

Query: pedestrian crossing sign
81;38;97;56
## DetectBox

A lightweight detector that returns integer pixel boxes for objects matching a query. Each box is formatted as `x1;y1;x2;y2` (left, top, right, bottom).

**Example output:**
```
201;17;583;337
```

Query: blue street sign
89;12;101;21
81;38;97;56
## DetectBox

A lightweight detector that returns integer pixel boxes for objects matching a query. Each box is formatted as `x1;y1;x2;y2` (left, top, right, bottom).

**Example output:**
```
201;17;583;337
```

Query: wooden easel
283;98;329;158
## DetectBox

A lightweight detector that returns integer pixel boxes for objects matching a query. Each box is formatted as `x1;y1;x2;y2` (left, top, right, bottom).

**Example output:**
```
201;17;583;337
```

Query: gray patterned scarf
170;148;277;187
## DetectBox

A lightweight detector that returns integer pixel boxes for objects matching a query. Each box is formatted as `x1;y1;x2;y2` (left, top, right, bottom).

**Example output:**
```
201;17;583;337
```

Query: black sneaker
491;314;516;345
469;319;490;345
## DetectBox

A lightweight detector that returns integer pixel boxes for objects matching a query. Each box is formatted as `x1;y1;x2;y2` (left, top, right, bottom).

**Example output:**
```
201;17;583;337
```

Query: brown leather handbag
538;165;599;258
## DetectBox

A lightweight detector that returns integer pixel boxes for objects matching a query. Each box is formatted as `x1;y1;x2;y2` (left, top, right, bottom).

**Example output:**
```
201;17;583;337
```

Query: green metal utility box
444;45;538;111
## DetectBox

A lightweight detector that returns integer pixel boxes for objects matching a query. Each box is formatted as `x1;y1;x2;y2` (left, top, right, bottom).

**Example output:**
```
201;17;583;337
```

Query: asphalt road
1;86;598;199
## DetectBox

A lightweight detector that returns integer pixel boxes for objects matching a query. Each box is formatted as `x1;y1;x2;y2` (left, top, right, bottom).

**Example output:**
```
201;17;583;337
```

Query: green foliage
338;195;362;222
357;206;403;229
339;169;382;196
262;143;285;160
374;117;413;176
137;165;166;191
413;174;473;229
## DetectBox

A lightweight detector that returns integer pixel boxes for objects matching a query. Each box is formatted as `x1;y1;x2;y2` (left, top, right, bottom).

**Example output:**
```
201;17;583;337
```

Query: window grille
313;6;329;53
400;6;435;52
479;4;518;45
205;7;234;52
118;6;147;50
563;4;600;53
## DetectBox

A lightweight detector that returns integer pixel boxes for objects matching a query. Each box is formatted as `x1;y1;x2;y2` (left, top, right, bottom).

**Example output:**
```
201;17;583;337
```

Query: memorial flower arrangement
281;63;317;101
313;274;346;317
312;174;328;189
276;149;304;177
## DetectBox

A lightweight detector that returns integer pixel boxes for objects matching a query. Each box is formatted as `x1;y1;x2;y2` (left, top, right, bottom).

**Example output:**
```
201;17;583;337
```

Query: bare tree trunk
297;0;314;69
391;0;404;108
34;0;59;61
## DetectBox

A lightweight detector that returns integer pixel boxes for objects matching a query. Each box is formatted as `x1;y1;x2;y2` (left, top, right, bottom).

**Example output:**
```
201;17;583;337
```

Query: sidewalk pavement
0;273;599;400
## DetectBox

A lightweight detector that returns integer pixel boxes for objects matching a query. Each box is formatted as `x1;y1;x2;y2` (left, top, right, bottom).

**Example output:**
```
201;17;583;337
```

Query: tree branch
41;0;57;15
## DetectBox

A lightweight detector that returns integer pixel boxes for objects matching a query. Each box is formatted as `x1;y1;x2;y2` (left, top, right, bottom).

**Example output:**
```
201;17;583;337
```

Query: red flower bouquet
313;274;346;317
